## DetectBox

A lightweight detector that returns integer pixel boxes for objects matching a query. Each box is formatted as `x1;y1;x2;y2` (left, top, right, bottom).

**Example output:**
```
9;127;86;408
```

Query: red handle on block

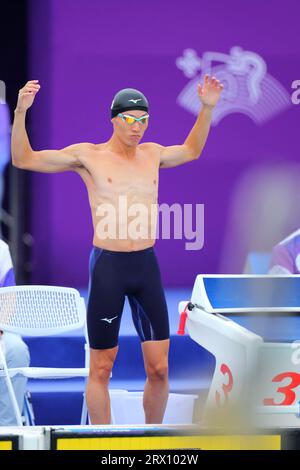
177;309;188;336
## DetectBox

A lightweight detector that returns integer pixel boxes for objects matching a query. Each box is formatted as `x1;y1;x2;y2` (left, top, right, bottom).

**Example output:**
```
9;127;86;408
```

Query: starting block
178;275;300;427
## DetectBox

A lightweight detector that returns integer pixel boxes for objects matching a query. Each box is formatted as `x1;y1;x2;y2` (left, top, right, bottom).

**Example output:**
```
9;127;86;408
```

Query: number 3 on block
263;372;300;406
215;363;234;406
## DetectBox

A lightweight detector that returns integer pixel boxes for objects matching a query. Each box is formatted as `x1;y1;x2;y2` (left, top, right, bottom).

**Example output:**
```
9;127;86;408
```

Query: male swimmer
11;76;223;424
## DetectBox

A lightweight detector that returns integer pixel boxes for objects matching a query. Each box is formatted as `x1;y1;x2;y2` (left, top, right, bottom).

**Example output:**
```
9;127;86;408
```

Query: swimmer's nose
132;122;140;131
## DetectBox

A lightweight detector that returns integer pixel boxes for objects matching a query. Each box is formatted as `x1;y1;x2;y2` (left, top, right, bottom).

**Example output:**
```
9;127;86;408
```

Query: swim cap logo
128;98;142;104
176;47;291;126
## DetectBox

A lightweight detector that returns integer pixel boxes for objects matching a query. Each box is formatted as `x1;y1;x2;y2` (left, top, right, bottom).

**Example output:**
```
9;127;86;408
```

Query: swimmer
11;76;223;424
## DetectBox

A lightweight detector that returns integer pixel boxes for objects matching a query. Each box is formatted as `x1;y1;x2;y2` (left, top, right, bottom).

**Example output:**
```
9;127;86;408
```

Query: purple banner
29;0;300;287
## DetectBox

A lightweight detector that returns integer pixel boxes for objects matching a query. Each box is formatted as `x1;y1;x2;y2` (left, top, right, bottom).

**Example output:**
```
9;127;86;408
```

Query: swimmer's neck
107;134;138;159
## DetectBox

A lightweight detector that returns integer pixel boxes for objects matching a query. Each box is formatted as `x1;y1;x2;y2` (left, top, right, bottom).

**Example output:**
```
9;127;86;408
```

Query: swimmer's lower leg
86;346;118;424
86;376;111;424
143;374;169;424
142;339;170;424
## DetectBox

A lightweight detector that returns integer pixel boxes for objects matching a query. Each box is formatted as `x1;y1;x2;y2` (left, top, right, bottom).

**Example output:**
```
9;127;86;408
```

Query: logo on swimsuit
100;316;118;324
128;98;142;104
176;47;292;125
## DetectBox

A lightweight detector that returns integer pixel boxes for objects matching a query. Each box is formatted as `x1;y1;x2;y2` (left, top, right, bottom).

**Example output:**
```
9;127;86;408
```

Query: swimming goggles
118;113;149;125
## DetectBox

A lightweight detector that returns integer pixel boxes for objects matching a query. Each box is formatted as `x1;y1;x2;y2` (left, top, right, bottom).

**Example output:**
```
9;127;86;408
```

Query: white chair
0;285;89;426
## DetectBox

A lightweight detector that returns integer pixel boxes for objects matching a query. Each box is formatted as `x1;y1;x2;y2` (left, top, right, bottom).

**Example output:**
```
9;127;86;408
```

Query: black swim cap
111;88;149;119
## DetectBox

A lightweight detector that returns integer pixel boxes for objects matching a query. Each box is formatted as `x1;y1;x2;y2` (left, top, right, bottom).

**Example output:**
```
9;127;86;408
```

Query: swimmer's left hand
198;74;223;108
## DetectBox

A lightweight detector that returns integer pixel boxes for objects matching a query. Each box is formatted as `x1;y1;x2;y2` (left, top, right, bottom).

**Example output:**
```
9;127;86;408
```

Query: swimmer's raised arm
11;80;83;173
158;74;223;168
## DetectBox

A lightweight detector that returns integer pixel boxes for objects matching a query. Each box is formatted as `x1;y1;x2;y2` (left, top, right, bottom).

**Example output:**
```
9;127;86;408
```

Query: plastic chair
0;285;89;426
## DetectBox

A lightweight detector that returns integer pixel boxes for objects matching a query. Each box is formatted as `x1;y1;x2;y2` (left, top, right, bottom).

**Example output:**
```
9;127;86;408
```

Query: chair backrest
0;285;86;336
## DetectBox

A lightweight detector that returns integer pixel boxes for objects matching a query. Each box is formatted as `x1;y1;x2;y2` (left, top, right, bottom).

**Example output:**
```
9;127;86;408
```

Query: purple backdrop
28;0;300;287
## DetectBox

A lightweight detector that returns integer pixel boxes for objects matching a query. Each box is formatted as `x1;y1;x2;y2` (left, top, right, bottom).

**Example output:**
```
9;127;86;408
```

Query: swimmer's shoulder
71;142;107;161
139;142;163;164
79;142;114;154
68;143;104;173
139;142;162;155
71;142;99;154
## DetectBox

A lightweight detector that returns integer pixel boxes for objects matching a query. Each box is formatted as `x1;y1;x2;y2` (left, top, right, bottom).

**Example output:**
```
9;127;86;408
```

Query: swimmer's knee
145;361;169;383
89;364;113;383
89;347;118;383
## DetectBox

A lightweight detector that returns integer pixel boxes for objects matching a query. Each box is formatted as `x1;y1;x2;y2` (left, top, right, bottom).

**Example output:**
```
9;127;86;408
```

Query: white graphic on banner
176;47;291;125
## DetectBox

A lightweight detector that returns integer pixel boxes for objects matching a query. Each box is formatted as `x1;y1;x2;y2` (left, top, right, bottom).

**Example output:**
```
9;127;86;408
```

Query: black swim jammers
87;247;170;349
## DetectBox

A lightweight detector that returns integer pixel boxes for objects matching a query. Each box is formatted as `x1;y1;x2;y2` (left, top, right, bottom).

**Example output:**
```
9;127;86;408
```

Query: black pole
0;0;30;283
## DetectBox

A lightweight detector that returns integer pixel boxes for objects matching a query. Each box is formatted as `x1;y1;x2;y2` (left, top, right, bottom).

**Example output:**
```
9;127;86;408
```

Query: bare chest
79;149;160;202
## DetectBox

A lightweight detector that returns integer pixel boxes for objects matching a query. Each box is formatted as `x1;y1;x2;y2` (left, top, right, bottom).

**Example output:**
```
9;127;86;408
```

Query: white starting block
178;275;300;427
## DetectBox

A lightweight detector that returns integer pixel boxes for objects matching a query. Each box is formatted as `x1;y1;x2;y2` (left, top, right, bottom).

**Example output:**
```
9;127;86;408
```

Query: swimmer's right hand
15;80;41;113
